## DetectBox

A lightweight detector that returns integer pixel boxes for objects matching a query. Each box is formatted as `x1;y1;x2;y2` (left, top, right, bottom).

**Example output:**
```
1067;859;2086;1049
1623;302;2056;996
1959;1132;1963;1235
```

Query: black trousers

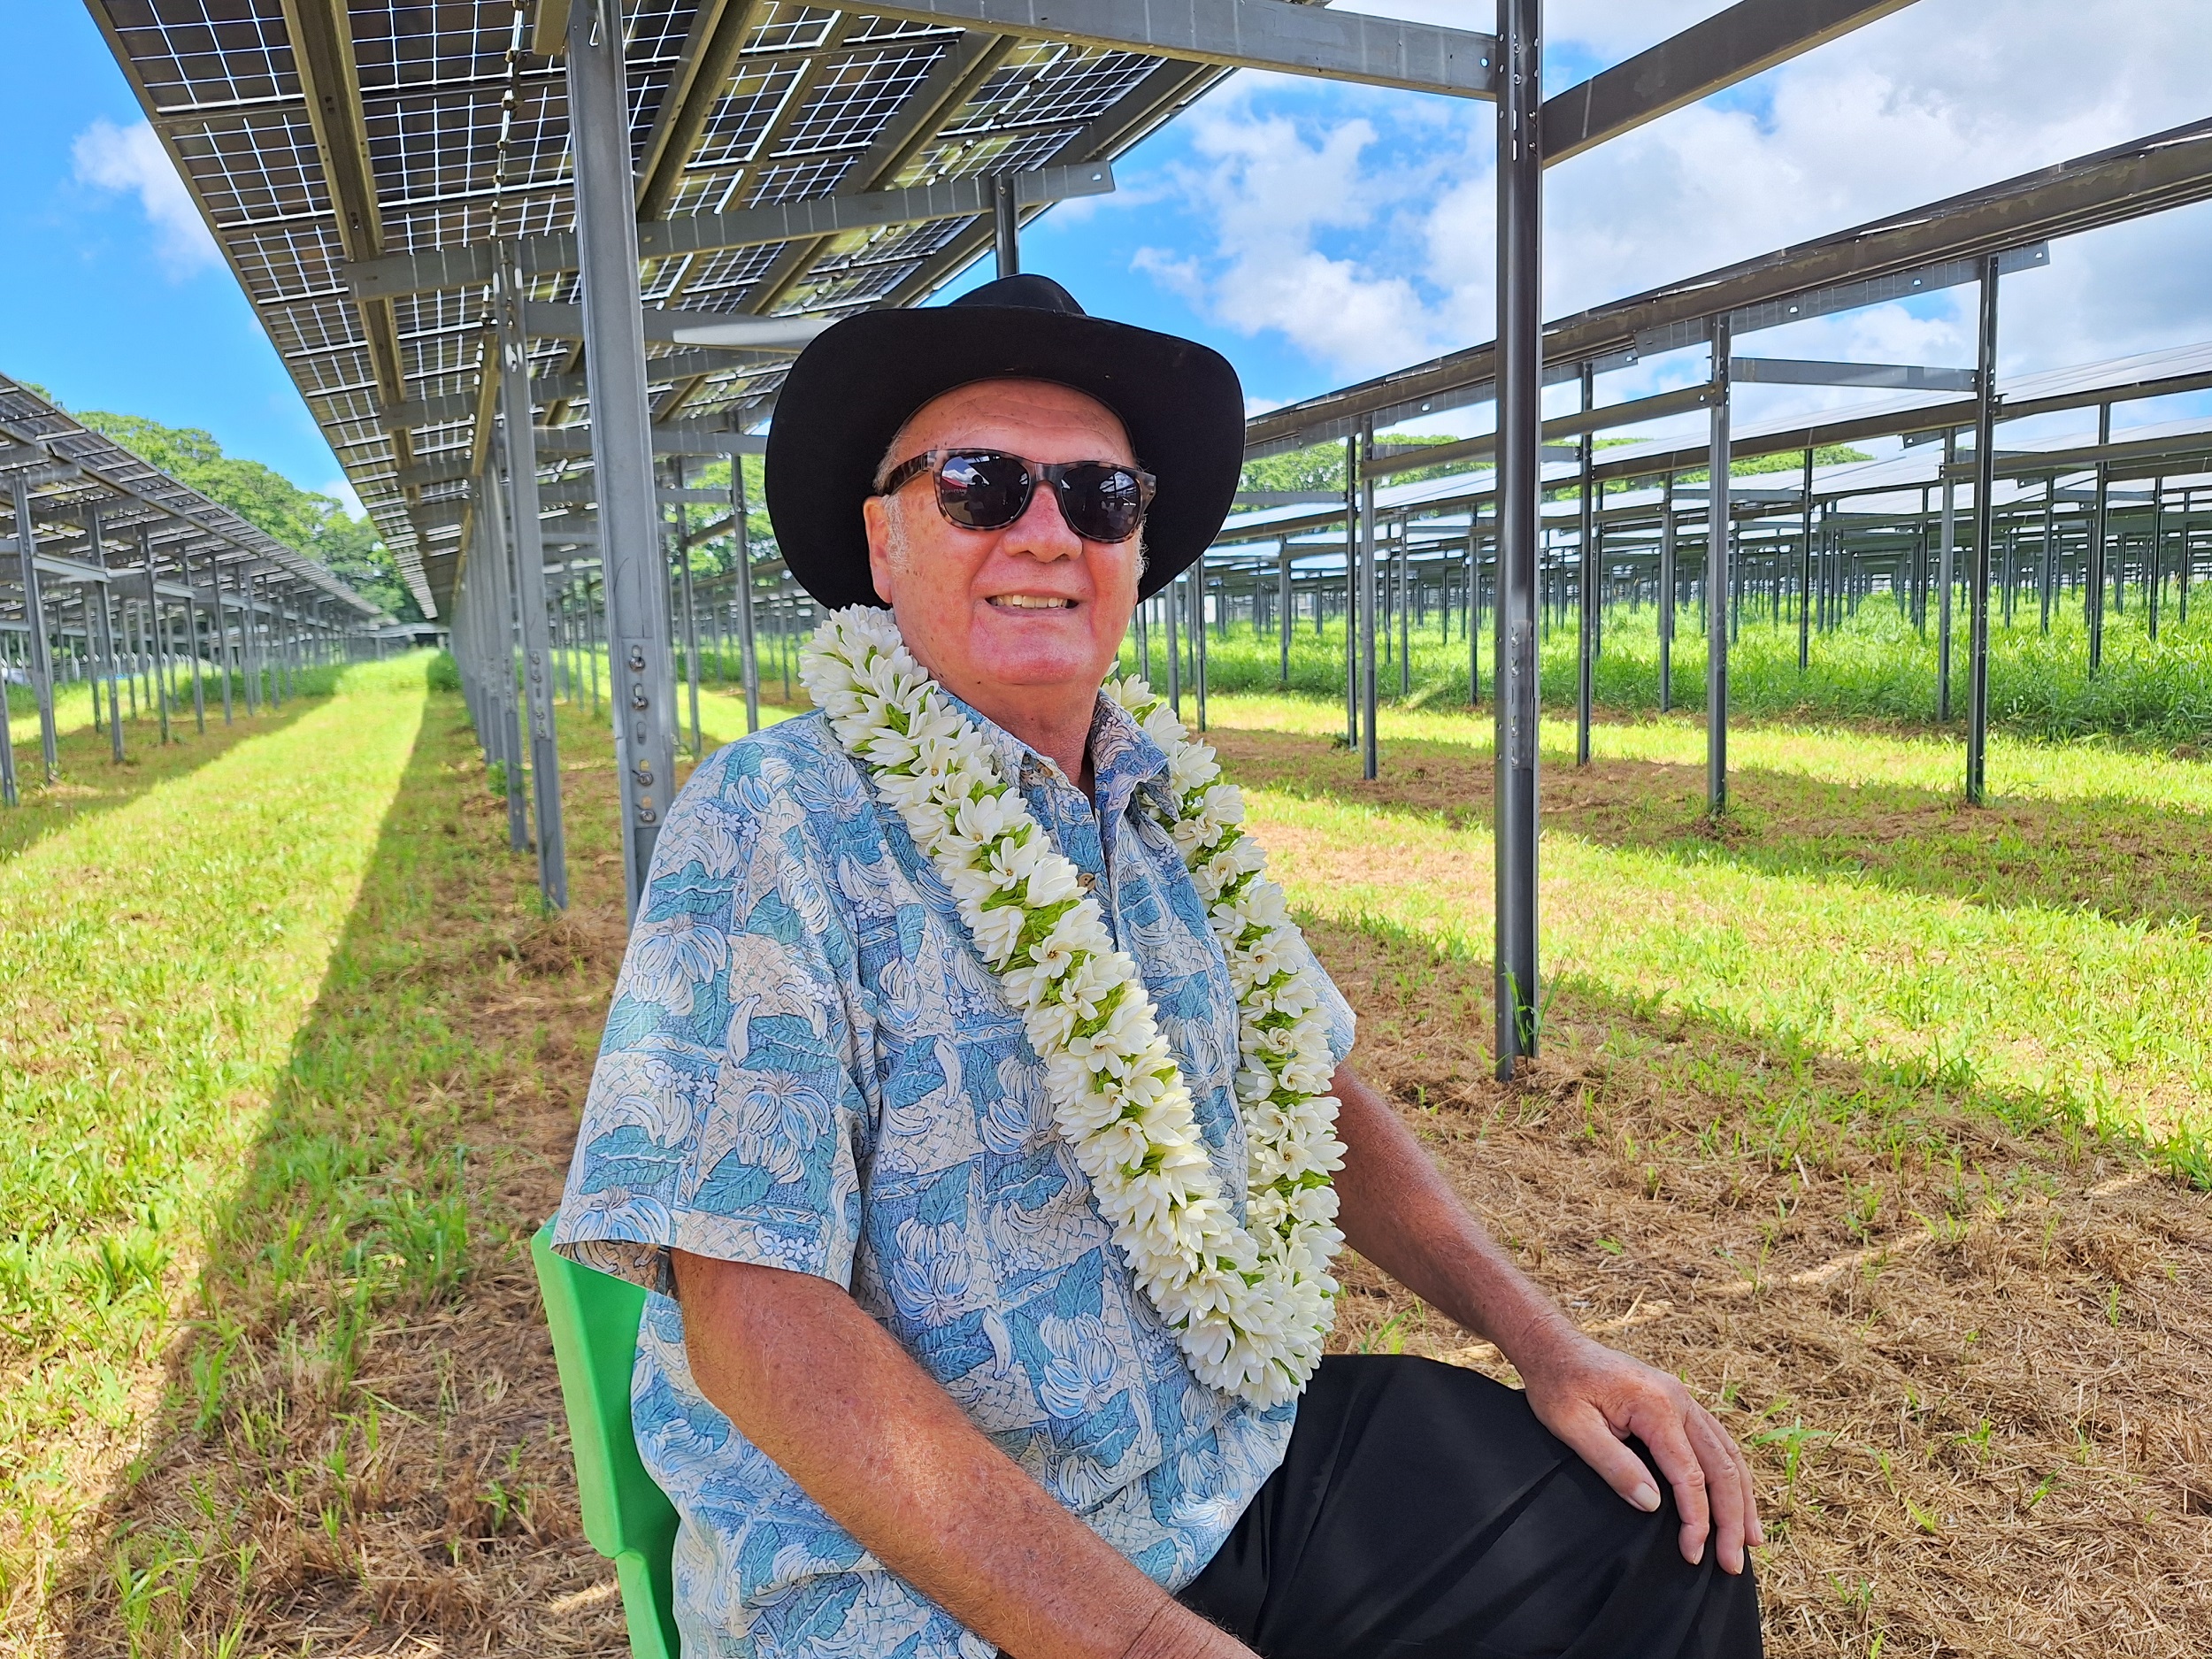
1178;1356;1763;1659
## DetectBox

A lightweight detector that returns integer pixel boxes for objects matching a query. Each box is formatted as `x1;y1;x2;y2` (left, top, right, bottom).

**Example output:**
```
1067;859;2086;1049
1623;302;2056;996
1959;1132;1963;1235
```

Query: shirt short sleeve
1294;930;1359;1071
552;735;871;1296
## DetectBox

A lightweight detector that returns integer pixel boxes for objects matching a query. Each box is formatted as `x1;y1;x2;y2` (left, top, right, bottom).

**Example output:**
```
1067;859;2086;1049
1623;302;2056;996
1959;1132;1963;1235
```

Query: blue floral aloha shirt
552;690;1356;1659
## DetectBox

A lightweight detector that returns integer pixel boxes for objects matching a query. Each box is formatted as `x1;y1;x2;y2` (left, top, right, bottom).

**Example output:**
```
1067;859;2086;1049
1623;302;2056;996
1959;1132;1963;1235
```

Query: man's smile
987;594;1077;610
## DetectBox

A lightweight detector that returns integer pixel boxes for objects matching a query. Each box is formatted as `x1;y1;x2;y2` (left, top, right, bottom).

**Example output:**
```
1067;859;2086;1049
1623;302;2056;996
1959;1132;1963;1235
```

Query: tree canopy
71;409;423;621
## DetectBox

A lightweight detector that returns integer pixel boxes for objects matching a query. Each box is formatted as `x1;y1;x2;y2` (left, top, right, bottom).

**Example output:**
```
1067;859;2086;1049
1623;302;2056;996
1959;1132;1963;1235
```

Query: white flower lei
799;606;1346;1407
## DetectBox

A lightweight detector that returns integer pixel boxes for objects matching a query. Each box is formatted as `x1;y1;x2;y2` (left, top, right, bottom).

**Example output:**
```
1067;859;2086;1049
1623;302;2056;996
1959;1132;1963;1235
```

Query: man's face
862;379;1142;710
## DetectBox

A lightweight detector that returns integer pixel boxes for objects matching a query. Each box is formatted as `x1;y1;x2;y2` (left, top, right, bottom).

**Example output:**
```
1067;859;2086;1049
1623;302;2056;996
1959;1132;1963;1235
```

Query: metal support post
12;476;59;780
1575;361;1594;765
1965;253;2000;806
993;174;1020;277
1706;315;1732;815
734;462;760;733
479;475;531;852
571;0;680;918
1466;514;1482;705
214;557;235;723
1193;557;1210;732
1937;429;1956;719
1357;419;1379;780
1165;566;1182;715
2088;403;2110;673
186;577;206;733
1493;0;1541;1077
1278;545;1292;688
2039;480;2055;634
497;245;569;910
141;527;171;744
1343;435;1359;749
1797;447;1814;672
1658;473;1676;711
671;457;703;757
88;502;125;764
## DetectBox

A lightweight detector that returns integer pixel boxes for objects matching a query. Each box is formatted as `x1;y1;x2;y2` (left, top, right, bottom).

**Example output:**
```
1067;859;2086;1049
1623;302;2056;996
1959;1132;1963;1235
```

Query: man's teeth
993;595;1072;609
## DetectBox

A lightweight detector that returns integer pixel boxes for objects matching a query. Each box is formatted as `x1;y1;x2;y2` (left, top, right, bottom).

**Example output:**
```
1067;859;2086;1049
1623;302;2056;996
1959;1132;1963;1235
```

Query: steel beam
1542;0;1916;165
1730;357;1977;391
12;476;58;780
1964;257;2000;805
1706;316;1732;815
570;0;679;919
345;165;1116;300
499;243;569;910
1493;0;1540;1078
856;0;1497;97
1575;361;1594;766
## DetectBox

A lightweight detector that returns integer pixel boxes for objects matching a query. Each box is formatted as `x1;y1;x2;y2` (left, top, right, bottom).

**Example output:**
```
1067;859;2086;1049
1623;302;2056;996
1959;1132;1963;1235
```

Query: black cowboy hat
764;274;1245;611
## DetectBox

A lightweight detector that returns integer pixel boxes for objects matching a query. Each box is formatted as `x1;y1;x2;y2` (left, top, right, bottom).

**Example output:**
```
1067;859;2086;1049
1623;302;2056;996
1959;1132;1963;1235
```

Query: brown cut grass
1318;917;2212;1659
30;696;2212;1657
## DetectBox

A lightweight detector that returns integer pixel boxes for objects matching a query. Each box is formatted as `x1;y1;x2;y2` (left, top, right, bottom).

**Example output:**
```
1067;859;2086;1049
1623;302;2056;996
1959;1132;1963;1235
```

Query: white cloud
1129;0;2212;412
1131;98;1453;378
73;118;219;277
320;476;366;517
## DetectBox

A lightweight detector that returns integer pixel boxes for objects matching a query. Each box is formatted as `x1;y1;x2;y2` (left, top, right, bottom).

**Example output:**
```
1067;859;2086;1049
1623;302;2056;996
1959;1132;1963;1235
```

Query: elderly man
554;276;1763;1659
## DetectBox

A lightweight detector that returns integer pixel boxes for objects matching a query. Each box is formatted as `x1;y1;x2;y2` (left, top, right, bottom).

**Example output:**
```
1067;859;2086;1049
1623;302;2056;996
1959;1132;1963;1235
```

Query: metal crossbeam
345;165;1116;301
1730;357;1978;391
1361;382;1718;480
855;0;1498;97
1542;0;1917;165
1252;116;2212;452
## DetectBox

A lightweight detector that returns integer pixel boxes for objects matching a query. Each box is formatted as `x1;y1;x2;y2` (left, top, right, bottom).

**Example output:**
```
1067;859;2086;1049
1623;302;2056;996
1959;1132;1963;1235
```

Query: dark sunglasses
877;449;1156;544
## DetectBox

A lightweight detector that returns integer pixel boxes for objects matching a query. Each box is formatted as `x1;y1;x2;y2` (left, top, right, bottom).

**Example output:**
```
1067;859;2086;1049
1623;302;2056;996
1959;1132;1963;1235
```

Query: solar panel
88;0;1228;616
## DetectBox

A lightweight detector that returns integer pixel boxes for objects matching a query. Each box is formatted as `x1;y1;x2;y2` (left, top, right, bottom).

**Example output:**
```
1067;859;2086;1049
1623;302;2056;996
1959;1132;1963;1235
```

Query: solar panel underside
88;0;1217;616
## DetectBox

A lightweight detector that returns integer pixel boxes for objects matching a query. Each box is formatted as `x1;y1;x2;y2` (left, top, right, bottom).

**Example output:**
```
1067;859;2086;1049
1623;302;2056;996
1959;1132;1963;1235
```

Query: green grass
1141;588;2212;746
1194;691;2211;1173
0;656;429;1610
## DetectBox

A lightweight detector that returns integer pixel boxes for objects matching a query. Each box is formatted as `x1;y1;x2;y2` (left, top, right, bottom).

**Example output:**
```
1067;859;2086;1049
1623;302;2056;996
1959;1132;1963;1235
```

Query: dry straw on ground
45;711;2212;1657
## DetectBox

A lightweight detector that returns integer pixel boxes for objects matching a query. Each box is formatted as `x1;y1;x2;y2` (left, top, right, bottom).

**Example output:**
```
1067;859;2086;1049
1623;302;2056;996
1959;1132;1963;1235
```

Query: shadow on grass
49;689;634;1657
0;691;326;868
1212;726;2212;933
1310;906;2209;1191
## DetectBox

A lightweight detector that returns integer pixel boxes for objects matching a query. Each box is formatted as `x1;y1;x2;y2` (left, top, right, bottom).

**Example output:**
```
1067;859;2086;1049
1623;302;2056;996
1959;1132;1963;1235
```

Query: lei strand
799;606;1346;1407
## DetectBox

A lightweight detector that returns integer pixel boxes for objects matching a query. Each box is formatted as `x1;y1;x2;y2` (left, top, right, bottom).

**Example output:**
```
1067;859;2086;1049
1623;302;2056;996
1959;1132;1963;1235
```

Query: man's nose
1000;472;1082;562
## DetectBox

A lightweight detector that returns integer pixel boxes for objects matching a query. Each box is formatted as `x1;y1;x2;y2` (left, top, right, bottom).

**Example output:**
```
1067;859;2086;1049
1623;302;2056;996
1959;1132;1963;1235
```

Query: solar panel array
89;0;1219;618
0;370;385;623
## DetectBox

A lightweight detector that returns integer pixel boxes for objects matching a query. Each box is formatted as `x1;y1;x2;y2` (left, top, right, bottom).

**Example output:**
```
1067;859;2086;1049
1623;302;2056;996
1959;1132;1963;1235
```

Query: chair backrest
531;1222;683;1659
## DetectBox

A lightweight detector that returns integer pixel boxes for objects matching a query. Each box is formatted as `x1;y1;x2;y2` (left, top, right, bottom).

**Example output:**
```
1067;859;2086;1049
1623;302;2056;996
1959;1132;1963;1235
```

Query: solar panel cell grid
88;0;1190;613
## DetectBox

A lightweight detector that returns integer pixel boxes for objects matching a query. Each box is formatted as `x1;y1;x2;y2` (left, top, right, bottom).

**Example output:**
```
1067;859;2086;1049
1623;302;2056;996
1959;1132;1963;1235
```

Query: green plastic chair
532;1221;683;1659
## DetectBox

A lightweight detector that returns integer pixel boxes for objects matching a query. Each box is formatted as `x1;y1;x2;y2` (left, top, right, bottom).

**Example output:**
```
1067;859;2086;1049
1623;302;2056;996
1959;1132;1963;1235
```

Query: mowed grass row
1190;690;2212;1166
0;657;426;1624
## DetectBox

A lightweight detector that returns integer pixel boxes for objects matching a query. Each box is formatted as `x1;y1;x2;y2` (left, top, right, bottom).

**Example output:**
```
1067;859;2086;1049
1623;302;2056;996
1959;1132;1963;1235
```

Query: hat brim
764;304;1244;611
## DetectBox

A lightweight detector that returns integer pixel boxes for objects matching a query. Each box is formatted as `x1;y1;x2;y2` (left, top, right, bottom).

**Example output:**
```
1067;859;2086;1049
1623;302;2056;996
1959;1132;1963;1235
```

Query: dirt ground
50;711;2212;1657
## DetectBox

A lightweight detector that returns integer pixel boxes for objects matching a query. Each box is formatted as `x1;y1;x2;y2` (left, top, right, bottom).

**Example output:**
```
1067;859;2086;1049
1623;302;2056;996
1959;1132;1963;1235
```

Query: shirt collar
938;686;1174;821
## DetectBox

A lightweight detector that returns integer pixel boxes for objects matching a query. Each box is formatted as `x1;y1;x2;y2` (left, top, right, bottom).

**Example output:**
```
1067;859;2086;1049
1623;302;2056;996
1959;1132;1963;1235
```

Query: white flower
803;607;1343;1408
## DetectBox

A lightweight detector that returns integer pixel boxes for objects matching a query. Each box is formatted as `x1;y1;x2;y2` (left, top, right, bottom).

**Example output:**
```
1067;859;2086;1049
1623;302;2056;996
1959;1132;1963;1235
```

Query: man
554;276;1763;1659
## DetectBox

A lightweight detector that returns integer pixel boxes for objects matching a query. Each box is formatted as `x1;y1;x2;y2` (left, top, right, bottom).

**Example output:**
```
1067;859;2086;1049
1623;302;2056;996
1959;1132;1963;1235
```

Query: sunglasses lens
935;451;1032;529
1059;464;1148;542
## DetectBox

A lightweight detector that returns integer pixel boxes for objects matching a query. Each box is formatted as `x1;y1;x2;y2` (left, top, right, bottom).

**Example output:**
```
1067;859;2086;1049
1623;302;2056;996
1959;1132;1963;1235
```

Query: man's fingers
1548;1403;1664;1515
1685;1408;1750;1574
1624;1403;1711;1567
1727;1419;1765;1548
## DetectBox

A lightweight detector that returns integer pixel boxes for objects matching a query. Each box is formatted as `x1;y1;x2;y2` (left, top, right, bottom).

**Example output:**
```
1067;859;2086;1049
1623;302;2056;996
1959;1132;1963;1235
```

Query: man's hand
1326;1063;1764;1574
1515;1329;1763;1573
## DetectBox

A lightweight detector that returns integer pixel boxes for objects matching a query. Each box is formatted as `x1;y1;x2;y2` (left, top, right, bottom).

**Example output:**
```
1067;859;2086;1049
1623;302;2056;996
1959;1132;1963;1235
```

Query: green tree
73;409;421;620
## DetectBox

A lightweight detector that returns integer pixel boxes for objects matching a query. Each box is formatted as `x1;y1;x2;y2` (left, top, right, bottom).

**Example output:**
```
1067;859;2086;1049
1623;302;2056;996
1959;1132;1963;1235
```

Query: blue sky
4;0;2208;502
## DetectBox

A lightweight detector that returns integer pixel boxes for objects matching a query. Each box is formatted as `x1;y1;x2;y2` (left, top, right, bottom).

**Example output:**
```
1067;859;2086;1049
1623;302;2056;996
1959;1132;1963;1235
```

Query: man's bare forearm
1327;1064;1578;1368
672;1250;1253;1659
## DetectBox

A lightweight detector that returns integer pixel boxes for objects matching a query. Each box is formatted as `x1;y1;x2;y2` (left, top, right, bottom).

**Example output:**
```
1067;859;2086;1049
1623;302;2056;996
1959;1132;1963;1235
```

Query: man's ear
862;495;897;605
